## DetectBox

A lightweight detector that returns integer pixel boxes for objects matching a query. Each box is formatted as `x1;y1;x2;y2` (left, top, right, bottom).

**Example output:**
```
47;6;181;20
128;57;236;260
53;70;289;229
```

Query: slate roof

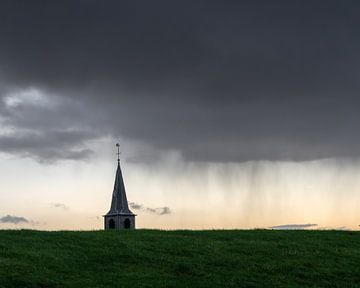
106;160;134;216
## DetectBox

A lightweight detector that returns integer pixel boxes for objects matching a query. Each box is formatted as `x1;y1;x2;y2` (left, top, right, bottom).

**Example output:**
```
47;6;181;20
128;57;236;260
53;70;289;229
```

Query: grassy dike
0;229;359;287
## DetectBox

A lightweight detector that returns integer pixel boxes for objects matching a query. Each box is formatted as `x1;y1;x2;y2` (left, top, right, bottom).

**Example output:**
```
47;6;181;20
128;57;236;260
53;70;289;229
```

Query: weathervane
116;143;121;162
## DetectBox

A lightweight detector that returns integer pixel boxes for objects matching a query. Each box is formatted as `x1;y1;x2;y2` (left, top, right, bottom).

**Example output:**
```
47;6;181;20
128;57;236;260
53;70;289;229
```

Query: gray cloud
158;207;171;215
128;202;143;210
52;203;69;211
269;223;318;230
0;90;99;162
146;207;171;215
0;215;29;224
317;226;350;231
129;202;171;215
0;132;94;163
1;1;360;162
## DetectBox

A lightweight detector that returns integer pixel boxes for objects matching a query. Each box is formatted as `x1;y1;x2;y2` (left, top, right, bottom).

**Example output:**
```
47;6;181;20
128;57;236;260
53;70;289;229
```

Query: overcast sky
0;1;359;230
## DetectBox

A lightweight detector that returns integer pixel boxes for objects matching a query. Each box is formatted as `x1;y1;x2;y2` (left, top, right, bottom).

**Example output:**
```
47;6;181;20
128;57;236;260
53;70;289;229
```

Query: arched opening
109;219;115;229
124;218;131;229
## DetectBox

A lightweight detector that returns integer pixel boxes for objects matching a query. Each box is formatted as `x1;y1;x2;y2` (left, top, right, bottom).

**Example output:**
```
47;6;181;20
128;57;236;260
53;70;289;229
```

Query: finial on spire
116;143;121;162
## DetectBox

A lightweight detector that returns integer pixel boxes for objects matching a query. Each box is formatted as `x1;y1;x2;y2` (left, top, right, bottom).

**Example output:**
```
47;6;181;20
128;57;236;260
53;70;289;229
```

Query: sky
0;0;359;230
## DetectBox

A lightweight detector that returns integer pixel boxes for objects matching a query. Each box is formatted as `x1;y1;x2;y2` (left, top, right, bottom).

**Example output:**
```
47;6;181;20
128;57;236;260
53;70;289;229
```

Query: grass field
0;229;359;287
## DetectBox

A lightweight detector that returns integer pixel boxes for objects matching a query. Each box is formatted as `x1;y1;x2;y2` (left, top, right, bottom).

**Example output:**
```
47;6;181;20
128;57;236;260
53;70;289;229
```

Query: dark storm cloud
0;89;101;162
1;0;360;162
0;129;94;162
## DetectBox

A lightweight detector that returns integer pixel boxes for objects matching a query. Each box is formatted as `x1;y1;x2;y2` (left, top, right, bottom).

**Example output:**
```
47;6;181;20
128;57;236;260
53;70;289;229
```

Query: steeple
106;158;133;215
103;144;136;229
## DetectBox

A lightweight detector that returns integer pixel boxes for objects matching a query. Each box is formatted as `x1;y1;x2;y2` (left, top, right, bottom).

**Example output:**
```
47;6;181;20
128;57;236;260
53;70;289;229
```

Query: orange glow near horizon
0;150;359;231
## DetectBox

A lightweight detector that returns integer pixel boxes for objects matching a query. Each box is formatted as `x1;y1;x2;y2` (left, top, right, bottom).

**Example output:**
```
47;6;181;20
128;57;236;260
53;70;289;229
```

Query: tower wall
104;215;135;230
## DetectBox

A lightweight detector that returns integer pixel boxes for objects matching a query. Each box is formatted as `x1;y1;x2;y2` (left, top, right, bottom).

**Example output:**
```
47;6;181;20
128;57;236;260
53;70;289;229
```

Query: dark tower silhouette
103;144;136;229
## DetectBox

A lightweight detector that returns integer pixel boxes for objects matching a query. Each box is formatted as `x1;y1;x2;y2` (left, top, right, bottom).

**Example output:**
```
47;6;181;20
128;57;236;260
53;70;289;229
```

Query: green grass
0;230;359;287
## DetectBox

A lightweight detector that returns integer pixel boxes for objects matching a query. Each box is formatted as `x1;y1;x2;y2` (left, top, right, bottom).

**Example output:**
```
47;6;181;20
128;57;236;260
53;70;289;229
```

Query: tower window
109;219;115;229
124;218;131;229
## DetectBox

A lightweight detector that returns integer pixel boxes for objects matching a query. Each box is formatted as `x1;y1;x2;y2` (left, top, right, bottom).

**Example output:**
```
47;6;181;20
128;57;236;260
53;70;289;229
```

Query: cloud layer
1;1;360;162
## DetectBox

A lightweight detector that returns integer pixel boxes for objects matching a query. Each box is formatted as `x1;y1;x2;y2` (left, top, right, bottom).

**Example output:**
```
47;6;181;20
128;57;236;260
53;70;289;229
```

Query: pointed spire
106;143;134;215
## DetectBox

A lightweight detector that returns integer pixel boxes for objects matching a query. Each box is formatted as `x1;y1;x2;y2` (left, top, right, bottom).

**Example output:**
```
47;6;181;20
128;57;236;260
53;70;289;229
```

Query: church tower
104;144;136;230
